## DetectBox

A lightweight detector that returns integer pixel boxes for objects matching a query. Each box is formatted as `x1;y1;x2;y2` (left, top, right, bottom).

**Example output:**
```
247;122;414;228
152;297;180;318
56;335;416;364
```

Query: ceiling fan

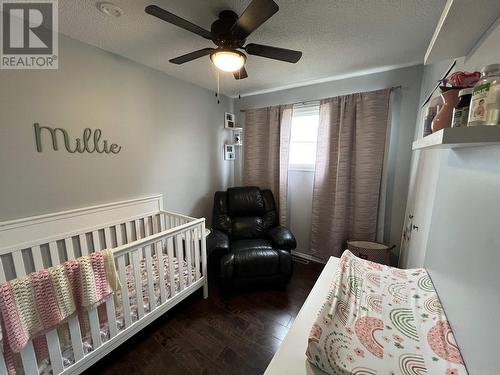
145;0;302;80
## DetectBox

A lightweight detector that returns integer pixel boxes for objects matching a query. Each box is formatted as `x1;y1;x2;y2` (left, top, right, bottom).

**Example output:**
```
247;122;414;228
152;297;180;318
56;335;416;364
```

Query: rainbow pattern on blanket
307;250;468;375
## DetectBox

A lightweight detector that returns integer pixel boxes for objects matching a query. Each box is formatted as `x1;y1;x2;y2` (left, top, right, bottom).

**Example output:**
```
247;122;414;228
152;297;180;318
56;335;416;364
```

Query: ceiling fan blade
169;48;215;64
145;5;213;40
231;0;279;39
233;66;248;80
245;43;302;63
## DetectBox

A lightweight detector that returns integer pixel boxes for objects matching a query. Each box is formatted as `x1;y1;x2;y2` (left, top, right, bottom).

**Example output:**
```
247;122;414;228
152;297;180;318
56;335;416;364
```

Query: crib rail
0;210;207;375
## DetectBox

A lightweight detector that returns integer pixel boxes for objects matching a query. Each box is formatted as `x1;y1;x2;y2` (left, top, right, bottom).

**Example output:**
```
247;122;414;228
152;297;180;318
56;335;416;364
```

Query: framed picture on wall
233;130;242;146
225;112;236;128
224;144;235;160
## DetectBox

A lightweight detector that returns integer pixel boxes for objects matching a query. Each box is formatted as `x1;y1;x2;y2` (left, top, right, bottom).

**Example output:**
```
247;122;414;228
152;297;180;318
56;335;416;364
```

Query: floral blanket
307;250;467;375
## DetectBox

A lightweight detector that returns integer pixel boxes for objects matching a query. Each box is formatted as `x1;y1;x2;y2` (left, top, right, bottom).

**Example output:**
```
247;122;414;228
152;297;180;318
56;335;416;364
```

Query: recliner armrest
267;226;297;250
206;229;230;257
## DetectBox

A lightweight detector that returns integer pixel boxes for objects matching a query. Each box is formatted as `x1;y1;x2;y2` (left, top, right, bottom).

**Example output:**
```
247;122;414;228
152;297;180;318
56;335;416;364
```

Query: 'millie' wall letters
34;123;122;154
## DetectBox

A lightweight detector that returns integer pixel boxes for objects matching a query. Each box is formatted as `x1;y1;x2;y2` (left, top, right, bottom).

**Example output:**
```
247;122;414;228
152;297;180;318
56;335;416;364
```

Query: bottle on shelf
468;64;500;127
452;88;472;128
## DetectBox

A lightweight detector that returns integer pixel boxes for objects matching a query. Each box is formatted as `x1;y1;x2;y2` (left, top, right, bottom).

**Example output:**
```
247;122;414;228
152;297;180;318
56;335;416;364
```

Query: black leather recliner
207;186;297;293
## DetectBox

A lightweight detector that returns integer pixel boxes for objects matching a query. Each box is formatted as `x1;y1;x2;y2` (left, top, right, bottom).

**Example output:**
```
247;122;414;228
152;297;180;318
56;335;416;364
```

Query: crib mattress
35;254;195;374
306;250;467;375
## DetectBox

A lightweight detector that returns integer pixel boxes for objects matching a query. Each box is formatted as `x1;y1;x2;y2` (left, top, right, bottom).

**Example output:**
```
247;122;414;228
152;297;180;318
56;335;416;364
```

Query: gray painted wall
401;19;500;374
0;34;234;222
234;65;424;262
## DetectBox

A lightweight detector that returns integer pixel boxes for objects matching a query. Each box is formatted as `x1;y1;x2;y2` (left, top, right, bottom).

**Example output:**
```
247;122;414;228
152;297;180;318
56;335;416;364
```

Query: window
288;103;320;170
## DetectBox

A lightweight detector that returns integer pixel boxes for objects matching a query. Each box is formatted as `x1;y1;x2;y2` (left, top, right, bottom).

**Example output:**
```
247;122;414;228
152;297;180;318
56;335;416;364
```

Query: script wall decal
34;123;122;154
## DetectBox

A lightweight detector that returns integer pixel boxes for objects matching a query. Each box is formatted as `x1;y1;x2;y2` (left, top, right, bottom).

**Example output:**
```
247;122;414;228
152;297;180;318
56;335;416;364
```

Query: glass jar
452;88;472;128
468;64;500;126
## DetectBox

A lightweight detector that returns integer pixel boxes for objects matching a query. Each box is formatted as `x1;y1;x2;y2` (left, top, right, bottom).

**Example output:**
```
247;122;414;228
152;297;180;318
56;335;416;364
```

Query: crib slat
12;250;26;277
46;329;64;374
115;225;124;246
152;214;159;234
135;219;142;240
64;238;76;260
154;214;161;231
32;245;45;271
155;241;167;304
194;227;201;281
132;250;145;319
158;213;168;251
88;307;102;349
125;222;133;243
145;217;152;237
159;214;164;233
175;234;185;291
144;216;154;262
68;315;85;361
104;227;113;248
136;219;146;258
116;256;132;328
201;221;208;298
153;214;167;292
105;297;118;338
185;230;193;286
49;241;60;266
144;247;156;311
92;230;101;251
79;234;89;256
144;217;151;238
166;237;176;297
20;341;38;375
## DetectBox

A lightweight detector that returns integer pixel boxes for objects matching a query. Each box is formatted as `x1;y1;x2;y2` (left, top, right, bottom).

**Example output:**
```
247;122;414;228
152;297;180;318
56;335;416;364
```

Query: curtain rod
239;86;402;112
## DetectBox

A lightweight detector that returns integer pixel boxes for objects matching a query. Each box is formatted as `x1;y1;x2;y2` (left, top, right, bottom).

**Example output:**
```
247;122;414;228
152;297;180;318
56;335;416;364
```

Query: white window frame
288;102;320;172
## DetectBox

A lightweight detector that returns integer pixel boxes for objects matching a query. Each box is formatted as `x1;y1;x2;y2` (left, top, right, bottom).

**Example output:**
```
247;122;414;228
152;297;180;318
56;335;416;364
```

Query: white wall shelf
412;126;500;150
424;0;500;65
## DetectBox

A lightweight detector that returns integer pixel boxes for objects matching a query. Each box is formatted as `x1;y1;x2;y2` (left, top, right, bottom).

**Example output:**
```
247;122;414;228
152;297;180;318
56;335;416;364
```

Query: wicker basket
347;240;394;265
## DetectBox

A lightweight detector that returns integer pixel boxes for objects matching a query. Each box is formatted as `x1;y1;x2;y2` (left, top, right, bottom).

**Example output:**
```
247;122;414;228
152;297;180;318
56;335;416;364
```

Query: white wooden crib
0;195;208;375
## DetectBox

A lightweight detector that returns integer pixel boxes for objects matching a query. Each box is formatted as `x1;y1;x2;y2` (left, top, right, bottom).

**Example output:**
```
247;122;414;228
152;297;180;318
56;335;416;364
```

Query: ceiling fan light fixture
210;49;246;73
97;2;123;17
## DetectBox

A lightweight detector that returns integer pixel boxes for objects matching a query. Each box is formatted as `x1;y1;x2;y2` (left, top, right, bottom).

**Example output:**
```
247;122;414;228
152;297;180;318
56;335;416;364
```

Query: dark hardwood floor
83;259;324;375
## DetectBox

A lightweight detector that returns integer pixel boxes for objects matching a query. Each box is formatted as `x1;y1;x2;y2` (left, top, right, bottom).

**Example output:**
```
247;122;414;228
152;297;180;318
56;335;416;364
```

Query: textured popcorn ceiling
59;0;446;97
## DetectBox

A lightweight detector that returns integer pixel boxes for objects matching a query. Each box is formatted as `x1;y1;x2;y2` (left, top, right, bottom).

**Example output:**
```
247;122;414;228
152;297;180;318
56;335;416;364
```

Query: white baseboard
291;250;326;264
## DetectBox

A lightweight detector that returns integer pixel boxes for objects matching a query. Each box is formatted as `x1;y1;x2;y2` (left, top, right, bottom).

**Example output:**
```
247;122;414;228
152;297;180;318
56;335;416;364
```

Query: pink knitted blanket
0;249;120;374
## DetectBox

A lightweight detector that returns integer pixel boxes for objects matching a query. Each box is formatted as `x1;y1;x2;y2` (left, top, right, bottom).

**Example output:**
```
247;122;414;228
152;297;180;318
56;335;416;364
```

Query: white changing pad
264;256;340;375
306;251;467;375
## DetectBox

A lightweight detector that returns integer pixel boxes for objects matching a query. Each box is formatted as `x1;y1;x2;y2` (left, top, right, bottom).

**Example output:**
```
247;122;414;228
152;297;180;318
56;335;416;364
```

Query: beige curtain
242;105;293;225
310;88;391;260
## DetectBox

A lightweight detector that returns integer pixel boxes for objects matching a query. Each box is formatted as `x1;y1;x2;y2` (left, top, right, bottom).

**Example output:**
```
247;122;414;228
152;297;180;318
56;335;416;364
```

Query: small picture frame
233;130;242;146
224;144;235;161
225;112;236;128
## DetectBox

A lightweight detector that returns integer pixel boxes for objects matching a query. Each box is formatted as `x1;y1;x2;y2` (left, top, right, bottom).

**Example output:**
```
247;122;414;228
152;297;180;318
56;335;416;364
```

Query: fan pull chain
238;70;241;99
217;70;220;104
